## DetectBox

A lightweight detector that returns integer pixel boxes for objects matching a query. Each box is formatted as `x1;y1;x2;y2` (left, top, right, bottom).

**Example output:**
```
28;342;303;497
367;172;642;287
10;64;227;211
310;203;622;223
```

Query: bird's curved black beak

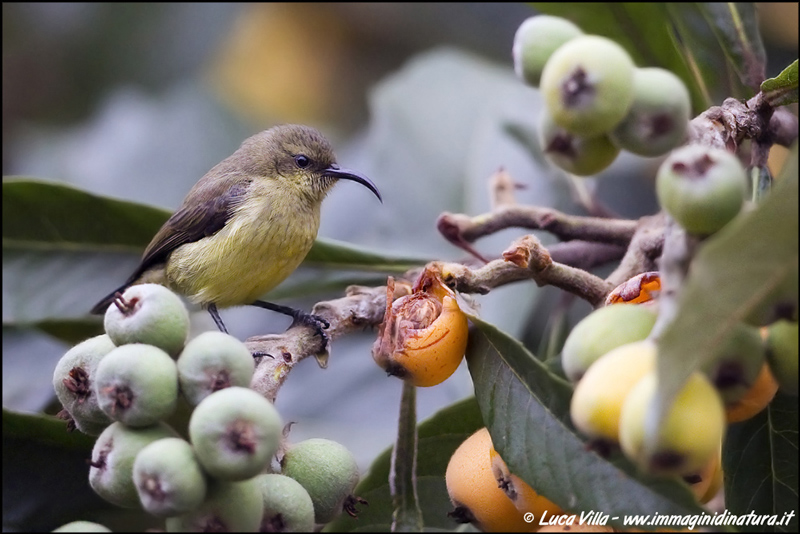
323;165;382;203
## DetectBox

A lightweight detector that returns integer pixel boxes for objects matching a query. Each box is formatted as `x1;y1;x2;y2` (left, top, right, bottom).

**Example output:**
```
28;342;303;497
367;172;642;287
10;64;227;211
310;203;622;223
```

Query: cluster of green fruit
514;15;766;239
514;15;798;501
52;284;362;532
563;298;797;504
513;15;692;176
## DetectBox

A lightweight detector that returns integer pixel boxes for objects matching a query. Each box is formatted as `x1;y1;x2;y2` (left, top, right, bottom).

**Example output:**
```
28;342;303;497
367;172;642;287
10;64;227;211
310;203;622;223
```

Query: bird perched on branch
91;124;382;339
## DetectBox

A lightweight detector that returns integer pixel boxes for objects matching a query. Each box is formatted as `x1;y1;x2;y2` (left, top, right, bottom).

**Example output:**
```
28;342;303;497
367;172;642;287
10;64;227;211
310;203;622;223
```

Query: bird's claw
292;311;330;352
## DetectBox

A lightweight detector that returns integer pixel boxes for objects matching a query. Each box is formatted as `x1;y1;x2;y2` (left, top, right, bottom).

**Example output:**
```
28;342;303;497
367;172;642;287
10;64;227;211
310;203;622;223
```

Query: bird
91;124;382;339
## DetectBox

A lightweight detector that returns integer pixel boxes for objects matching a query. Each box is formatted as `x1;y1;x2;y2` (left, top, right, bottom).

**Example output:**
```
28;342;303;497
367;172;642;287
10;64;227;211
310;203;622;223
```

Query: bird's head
237;124;381;205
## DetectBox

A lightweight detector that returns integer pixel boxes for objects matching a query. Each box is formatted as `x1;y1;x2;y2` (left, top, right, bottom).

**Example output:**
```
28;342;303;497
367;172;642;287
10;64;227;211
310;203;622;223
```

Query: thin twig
436;235;614;308
247;282;412;402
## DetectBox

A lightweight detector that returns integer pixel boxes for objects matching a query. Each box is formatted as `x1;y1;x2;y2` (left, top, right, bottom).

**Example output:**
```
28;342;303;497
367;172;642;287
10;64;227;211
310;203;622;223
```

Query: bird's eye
294;155;311;168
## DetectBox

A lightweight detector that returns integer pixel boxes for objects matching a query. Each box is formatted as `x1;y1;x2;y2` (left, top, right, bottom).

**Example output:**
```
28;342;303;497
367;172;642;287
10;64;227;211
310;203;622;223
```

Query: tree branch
687;96;799;154
436;234;614;308
245;86;797;404
437;207;638;249
247;282;412;402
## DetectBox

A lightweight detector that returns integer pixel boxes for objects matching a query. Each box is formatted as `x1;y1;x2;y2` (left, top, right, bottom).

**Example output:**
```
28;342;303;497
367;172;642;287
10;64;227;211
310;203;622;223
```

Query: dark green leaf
3;409;160;532
696;3;767;91
665;3;751;107
264;272;399;301
466;316;706;528
2;245;142;322
2;177;168;250
769;394;800;532
723;392;799;532
3;177;429;270
305;238;429;273
24;319;105;346
761;59;799;107
325;397;484;532
2;178;429;324
2;326;71;413
2;408;95;452
663;4;716;110
655;145;798;444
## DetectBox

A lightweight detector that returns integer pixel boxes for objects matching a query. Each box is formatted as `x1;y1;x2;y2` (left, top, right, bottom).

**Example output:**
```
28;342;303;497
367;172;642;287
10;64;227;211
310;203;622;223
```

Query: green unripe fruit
89;421;178;508
104;283;190;356
609;67;691;157
280;438;361;524
701;323;766;404
656;144;746;235
540;35;636;137
562;304;657;382
619;371;725;476
53;334;116;436
189;386;282;481
177;331;255;406
539;111;620;176
253;473;316;532
94;344;179;427
52;521;111;532
165;478;264;533
513;15;583;88
766;320;798;395
570;340;656;448
133;437;208;517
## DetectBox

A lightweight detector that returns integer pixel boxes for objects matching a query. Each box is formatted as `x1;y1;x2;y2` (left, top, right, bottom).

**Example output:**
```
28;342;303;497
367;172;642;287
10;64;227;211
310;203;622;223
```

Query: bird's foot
291;310;330;352
250;300;330;354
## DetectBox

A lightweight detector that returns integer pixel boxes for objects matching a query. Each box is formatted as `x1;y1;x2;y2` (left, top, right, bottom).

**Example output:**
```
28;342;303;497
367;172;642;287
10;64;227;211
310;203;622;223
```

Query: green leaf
655;145;798;447
2;408;95;452
466;316;706;528
723;393;799;532
663;4;717;110
2;177;428;269
2;245;142;322
3;408;161;533
22;319;105;346
696;3;767;92
263;272;398;301
1;178;428;325
761;59;799;107
665;3;753;106
2;177;169;250
324;397;484;532
306;238;429;273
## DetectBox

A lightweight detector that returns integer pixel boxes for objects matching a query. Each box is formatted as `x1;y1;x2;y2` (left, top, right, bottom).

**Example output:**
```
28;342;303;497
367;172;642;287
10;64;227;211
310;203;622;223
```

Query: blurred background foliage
2;3;797;532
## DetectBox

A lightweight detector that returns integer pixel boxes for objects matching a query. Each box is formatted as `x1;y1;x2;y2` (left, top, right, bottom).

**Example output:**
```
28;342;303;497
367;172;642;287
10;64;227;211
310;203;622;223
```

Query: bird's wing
128;173;252;283
91;171;253;315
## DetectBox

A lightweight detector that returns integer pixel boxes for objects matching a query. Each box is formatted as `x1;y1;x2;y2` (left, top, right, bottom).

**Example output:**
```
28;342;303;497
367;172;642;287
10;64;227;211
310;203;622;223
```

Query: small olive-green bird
91;124;382;335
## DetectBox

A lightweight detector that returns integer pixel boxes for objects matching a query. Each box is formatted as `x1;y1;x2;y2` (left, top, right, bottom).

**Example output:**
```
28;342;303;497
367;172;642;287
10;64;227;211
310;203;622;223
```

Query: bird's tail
90;284;131;315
